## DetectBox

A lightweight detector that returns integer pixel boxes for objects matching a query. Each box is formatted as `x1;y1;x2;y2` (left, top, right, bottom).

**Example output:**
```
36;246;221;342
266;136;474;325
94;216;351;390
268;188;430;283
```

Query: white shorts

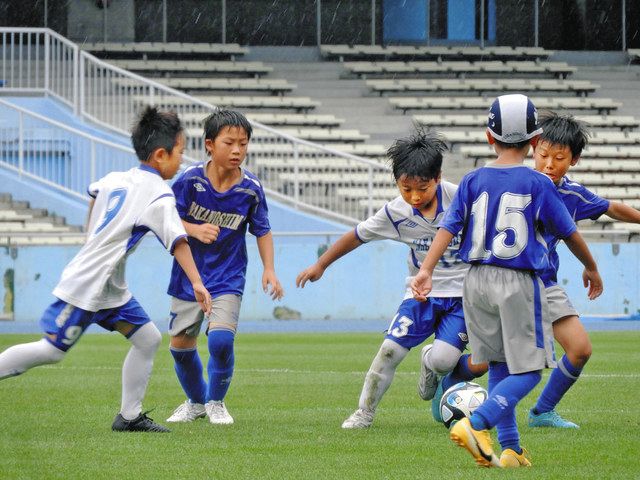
168;294;241;337
546;284;579;323
463;264;556;374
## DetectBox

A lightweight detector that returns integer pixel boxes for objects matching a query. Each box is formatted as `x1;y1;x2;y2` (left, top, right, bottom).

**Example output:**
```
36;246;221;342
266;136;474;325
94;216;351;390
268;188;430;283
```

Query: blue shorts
40;297;151;351
384;297;468;351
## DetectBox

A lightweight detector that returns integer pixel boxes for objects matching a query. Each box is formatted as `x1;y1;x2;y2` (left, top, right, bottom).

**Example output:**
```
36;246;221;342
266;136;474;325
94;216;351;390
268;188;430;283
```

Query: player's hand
295;264;325;288
192;223;220;244
582;267;603;300
192;281;212;315
411;270;432;302
263;269;284;301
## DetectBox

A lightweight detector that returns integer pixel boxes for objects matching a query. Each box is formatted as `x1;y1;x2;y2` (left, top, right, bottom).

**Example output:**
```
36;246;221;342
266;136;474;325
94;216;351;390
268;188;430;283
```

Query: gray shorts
546;284;579;323
168;294;241;337
463;264;556;374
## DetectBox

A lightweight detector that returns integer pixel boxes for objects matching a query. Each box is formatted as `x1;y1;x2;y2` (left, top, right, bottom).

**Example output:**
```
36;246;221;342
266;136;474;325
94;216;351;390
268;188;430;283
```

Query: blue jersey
440;165;577;275
540;176;609;285
167;161;271;300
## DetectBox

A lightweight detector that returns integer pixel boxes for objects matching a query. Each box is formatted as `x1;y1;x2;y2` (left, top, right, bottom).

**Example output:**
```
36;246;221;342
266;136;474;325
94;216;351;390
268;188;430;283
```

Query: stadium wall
0;240;637;331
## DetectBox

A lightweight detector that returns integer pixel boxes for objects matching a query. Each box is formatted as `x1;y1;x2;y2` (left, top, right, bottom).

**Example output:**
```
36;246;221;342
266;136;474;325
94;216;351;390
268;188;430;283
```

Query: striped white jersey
355;181;467;299
53;164;187;312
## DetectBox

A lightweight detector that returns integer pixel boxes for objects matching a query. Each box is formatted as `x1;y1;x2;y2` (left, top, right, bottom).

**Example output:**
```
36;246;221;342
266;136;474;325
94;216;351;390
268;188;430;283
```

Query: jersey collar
138;163;162;177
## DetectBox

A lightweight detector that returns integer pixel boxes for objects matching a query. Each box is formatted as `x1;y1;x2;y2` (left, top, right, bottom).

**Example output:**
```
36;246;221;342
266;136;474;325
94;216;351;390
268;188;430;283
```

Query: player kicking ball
0;107;211;432
412;94;603;467
296;127;486;429
528;111;640;429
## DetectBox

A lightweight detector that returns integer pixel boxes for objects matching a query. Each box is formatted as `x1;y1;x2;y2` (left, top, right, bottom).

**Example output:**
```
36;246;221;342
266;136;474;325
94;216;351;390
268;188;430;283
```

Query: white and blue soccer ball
439;381;488;429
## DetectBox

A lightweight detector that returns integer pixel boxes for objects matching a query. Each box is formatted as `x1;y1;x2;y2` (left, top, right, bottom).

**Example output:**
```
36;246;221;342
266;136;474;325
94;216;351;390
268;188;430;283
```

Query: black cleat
112;411;171;433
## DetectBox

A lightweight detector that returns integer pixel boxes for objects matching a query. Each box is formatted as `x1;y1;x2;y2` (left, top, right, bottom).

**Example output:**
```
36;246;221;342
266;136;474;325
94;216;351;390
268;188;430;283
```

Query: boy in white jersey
0;107;211;432
296;128;486;429
528;111;640;429
165;109;283;425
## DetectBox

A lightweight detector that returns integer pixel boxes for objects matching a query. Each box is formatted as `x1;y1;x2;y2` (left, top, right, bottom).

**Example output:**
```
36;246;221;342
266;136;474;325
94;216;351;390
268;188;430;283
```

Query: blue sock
170;347;206;405
533;354;582;414
442;354;477;392
207;330;235;402
471;362;541;433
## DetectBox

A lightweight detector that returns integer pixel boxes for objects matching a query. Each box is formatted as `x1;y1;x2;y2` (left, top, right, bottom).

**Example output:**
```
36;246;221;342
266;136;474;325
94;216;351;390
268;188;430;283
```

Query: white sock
424;339;463;376
0;338;65;380
120;322;161;420
358;339;408;412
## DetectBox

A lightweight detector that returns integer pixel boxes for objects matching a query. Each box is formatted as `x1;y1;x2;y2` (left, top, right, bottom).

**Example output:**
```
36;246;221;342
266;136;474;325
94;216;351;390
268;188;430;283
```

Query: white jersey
53;165;187;312
355;181;467;299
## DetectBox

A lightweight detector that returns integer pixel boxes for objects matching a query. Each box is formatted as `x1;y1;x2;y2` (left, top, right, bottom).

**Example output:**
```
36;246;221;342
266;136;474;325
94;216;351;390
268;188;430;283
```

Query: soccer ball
439;381;488;429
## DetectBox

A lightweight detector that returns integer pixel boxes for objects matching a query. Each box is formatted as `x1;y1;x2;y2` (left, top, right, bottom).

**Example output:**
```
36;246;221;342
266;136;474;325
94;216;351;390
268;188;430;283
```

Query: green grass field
0;331;639;479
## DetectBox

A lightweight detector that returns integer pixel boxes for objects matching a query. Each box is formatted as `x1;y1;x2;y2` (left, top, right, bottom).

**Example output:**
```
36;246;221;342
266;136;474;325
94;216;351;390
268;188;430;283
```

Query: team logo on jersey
458;332;468;342
194;183;206;192
404;220;418;228
187;201;245;230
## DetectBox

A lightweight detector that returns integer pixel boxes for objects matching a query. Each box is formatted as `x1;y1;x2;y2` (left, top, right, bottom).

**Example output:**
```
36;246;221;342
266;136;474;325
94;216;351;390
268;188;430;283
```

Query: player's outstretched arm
295;230;363;288
182;220;220;244
173;238;212;314
563;231;603;300
606;201;640;224
256;232;284;300
411;228;454;301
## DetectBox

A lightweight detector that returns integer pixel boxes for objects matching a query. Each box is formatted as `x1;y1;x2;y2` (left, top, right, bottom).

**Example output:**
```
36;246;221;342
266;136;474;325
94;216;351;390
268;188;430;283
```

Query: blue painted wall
447;0;476;40
383;0;428;43
0;240;637;333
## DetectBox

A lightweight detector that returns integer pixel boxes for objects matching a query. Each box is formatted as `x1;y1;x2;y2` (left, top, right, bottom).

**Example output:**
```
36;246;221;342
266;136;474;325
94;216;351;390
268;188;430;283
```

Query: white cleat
205;400;234;425
166;400;206;423
341;408;374;429
418;343;438;400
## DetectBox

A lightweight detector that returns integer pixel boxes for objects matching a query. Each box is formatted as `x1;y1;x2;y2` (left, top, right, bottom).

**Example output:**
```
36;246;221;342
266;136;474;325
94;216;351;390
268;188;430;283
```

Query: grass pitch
0;331;638;479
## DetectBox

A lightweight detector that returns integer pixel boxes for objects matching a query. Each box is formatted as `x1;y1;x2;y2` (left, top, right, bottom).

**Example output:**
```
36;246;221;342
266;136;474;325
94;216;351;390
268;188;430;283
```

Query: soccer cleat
205;400;234;425
430;378;444;423
449;417;501;468
528;409;579;429
341;408;374;429
112;411;171;433
500;448;532;468
166;400;206;423
417;344;438;400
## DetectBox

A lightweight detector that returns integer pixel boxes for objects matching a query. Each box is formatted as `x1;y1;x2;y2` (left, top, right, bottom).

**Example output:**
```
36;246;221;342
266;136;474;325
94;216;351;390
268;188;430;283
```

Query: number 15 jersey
439;164;576;274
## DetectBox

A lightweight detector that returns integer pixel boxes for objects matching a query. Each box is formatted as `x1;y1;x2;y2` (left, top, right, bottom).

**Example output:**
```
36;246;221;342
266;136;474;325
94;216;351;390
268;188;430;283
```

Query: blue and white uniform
440;165;577;372
167;160;270;334
42;164;187;351
542;176;610;322
355;181;469;350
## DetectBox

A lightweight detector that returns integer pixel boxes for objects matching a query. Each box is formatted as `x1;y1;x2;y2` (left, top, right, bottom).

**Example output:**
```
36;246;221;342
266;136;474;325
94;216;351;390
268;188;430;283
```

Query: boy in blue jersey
296;128;486;429
166;109;283;425
412;94;603;468
0;106;212;432
528;111;640;429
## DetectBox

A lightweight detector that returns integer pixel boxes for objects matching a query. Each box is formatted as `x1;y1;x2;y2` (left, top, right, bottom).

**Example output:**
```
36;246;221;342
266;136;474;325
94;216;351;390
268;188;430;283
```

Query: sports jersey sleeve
87;177;103;198
537;178;577;239
355;204;399;242
248;187;271;237
568;183;610;221
171;172;190;218
439;177;468;235
137;193;187;253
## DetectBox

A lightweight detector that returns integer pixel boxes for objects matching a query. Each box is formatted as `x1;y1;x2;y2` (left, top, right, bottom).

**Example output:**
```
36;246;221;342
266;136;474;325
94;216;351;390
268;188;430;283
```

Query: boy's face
205;126;249;170
533;140;577;185
158;133;186;180
396;175;440;211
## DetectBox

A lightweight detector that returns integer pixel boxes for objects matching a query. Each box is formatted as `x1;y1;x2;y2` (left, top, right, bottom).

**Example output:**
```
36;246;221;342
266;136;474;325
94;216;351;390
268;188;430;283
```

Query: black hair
203;109;253;142
493;138;531;150
538;110;590;158
131;106;183;162
387;126;448;181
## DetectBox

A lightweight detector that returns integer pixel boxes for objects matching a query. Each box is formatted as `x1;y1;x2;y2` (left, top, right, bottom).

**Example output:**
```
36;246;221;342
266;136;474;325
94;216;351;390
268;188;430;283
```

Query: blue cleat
431;378;444;423
528;409;579;429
